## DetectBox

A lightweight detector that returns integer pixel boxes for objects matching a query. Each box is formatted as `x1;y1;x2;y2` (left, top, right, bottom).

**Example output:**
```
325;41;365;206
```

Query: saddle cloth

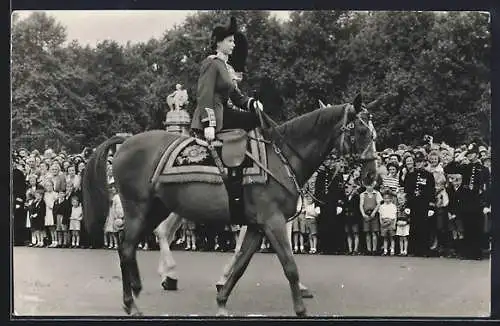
153;129;268;185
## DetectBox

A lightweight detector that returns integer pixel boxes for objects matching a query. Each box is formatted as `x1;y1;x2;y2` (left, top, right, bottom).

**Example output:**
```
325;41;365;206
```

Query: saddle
216;129;248;167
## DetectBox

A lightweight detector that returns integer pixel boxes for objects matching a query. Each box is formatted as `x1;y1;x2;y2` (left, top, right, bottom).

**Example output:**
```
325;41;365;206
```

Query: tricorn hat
228;31;248;74
211;16;238;47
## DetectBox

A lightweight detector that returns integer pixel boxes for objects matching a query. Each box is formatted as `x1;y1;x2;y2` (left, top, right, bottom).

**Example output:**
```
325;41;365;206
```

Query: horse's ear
353;93;363;112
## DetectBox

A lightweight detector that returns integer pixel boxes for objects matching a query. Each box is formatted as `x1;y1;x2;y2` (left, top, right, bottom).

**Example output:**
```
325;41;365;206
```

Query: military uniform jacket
191;56;251;132
447;185;472;220
403;168;436;206
462;162;490;208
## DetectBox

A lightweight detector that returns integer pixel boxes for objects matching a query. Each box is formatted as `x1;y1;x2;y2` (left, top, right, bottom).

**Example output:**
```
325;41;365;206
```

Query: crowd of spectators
12;136;491;260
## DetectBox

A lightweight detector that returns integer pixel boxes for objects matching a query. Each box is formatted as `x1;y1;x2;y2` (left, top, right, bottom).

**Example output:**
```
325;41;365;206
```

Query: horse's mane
276;104;346;140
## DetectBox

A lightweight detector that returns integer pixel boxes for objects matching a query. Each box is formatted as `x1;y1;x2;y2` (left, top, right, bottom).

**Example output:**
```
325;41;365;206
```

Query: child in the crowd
260;237;271;252
53;190;71;248
340;183;361;255
304;196;320;254
104;180;123;249
434;178;449;255
104;183;117;249
69;195;83;248
379;190;398;256
396;187;410;255
43;179;58;247
292;202;307;253
359;182;382;255
28;186;46;247
183;218;197;251
25;174;38;246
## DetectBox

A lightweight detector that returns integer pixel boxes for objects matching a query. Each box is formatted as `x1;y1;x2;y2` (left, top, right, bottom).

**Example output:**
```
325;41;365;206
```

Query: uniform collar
216;52;228;63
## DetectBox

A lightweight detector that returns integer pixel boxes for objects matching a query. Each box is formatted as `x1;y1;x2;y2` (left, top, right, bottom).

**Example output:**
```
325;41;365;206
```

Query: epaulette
201;108;216;128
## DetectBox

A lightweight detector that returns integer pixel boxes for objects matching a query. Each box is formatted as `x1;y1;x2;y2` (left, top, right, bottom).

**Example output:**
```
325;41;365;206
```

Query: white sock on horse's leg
286;221;293;252
155;217;181;280
218;225;247;285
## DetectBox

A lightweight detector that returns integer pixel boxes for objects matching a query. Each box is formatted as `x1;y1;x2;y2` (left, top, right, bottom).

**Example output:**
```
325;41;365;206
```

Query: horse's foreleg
216;224;313;298
154;213;183;290
216;225;262;316
286;221;313;298
264;214;306;317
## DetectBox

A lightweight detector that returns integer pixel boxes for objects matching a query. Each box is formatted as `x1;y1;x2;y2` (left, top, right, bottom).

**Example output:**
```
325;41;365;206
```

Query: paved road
12;247;490;317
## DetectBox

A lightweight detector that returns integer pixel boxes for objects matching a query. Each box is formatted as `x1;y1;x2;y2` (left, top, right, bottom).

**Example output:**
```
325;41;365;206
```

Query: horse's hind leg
119;199;149;316
154;212;183;290
216;225;263;316
263;214;306;317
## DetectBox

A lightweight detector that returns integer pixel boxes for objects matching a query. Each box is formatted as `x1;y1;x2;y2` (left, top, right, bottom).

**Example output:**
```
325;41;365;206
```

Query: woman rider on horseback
190;16;263;140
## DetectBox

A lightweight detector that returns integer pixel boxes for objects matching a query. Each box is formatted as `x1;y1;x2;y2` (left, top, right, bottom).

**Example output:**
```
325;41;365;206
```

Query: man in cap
478;145;488;160
403;151;436;257
461;143;490;259
445;161;469;257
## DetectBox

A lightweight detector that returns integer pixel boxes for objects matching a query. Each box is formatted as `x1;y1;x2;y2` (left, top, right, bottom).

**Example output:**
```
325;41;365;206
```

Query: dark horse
82;93;377;317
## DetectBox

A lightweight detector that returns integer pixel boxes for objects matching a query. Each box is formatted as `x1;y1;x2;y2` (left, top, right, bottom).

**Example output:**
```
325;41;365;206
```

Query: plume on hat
228;31;248;73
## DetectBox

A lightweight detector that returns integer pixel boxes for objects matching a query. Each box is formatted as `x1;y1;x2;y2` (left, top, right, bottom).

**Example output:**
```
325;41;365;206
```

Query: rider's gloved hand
204;127;215;141
248;98;264;112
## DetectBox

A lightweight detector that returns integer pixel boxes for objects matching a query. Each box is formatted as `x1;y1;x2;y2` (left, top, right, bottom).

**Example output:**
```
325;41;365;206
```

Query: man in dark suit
403;151;436;257
461;143;490;260
13;153;27;246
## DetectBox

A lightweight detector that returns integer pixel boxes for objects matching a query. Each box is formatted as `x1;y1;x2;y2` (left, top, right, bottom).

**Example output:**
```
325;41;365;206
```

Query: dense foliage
11;10;491;152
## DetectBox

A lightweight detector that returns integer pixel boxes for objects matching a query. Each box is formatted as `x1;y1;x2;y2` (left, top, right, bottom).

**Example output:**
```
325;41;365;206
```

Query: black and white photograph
11;9;491;317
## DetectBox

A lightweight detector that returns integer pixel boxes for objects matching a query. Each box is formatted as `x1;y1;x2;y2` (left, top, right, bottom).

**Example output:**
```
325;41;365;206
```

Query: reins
250;104;375;208
252;107;346;207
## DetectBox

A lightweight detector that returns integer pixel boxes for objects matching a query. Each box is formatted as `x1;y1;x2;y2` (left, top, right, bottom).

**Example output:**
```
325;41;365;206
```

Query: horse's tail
82;135;126;246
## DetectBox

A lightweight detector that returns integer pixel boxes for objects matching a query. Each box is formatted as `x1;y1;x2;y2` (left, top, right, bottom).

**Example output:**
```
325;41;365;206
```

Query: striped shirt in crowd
382;174;400;193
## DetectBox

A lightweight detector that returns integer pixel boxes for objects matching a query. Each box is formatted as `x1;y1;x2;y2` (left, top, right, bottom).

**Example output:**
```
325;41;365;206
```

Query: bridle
337;103;377;163
256;103;377;208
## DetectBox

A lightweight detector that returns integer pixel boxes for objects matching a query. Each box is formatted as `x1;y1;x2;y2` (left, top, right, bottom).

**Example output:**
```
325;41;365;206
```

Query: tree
11;10;491;151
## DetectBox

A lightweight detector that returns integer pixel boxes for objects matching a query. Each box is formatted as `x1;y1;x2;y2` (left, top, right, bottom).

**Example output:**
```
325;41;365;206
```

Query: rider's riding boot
227;168;244;221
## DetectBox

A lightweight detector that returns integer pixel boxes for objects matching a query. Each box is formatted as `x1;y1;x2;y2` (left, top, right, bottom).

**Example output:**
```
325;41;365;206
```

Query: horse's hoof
132;311;144;317
122;304;131;315
131;285;142;298
296;309;307;317
162;277;178;291
216;308;230;317
300;289;314;299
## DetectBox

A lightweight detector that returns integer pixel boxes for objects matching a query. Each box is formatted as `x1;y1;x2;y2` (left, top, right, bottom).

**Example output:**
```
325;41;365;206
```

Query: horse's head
325;93;378;186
